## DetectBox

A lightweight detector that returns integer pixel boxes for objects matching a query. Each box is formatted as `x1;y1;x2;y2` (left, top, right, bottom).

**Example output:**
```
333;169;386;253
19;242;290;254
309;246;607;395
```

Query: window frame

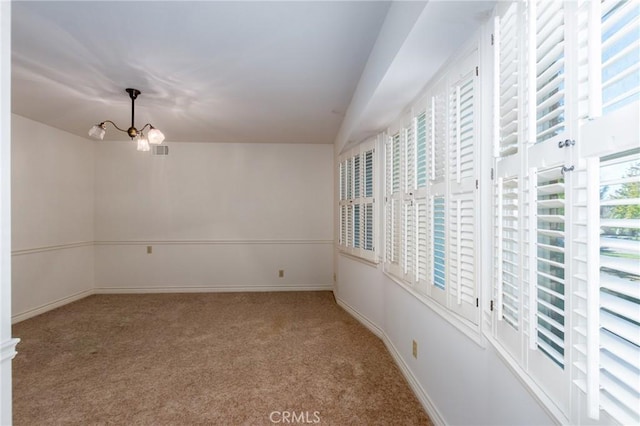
338;139;378;263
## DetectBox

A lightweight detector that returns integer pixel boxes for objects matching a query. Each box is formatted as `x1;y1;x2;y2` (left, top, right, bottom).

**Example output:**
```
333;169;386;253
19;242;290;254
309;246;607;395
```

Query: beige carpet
12;292;431;425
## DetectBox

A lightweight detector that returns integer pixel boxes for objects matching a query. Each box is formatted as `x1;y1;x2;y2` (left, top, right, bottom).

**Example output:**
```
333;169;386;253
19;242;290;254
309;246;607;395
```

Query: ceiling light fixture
88;88;165;151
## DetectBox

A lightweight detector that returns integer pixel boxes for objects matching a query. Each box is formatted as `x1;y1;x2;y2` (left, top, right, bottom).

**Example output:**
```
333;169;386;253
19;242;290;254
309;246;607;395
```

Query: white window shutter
601;0;640;114
533;166;567;368
429;196;447;304
533;0;567;145
416;199;429;290
416;112;429;189
597;150;640;425
385;138;394;264
496;2;520;158
449;193;477;323
496;176;520;330
449;71;476;183
431;89;447;183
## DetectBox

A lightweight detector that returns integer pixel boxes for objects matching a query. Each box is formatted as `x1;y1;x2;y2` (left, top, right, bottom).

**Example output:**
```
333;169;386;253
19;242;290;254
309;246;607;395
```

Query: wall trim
336;296;446;426
12;288;93;324
12;241;93;256
12;239;333;256
95;239;333;246
94;285;333;294
335;297;383;339
0;338;19;362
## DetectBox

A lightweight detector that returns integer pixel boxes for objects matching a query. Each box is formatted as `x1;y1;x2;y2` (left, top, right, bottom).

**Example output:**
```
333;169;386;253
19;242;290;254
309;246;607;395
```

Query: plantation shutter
495;2;520;158
448;52;478;324
363;149;375;254
385;137;394;264
416;199;429;290
431;196;446;291
385;132;403;275
354;155;361;248
415;111;429;291
598;150;640;425
601;0;640;114
449;195;477;322
534;0;567;144
492;3;526;347
403;124;417;282
496;177;520;330
339;161;346;247
449;69;476;182
416;112;428;189
533;166;567;368
431;89;447;182
339;141;376;261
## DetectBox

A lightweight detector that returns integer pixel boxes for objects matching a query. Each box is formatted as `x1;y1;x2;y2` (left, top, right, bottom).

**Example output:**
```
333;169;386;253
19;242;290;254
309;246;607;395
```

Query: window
490;1;640;424
338;140;377;262
598;149;640;425
383;46;480;328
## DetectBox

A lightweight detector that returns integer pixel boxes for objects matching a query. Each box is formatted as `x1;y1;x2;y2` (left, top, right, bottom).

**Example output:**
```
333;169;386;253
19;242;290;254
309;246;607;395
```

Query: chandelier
88;88;165;151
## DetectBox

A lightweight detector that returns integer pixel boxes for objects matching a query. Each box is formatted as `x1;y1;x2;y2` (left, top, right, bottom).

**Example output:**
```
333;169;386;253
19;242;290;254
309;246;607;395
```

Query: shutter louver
497;3;520;157
535;0;566;144
347;204;354;248
406;124;416;192
364;203;374;252
432;91;447;182
416;200;428;285
601;0;640;114
432;196;446;290
535;166;567;368
449;193;477;322
598;150;640;425
450;75;476;182
497;177;520;329
365;150;374;198
340;205;347;247
354;204;360;249
416;112;428;188
392;133;402;194
385;139;394;264
403;201;415;280
354;155;361;199
392;199;401;266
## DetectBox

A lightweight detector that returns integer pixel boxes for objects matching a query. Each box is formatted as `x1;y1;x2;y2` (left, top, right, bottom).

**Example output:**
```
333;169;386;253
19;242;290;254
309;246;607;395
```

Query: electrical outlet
412;340;418;359
147;246;152;254
278;269;284;278
333;273;337;282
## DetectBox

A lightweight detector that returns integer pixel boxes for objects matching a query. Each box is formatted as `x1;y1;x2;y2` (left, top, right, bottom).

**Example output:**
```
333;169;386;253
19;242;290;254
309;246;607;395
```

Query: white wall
11;114;95;321
94;141;333;292
335;256;554;425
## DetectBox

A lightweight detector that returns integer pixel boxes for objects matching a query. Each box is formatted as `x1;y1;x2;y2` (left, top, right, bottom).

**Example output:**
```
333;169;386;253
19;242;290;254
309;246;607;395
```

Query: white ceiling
11;1;391;143
12;1;495;146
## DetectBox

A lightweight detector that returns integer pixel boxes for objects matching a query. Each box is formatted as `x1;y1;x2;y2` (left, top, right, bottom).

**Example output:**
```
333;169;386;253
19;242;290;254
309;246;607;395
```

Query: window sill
338;249;379;267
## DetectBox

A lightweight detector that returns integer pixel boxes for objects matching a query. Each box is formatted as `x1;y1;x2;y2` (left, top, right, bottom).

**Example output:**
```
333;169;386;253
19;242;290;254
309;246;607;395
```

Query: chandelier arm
102;120;129;134
139;123;153;133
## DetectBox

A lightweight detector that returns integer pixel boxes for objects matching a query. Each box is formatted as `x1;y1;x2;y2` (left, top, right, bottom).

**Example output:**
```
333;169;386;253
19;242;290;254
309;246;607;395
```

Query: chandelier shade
88;88;165;151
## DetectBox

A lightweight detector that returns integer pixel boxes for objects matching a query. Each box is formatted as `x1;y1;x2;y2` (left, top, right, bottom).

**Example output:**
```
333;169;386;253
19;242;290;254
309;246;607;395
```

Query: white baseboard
335;298;384;339
383;333;446;426
12;289;94;324
335;296;446;426
94;284;333;294
13;285;333;323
